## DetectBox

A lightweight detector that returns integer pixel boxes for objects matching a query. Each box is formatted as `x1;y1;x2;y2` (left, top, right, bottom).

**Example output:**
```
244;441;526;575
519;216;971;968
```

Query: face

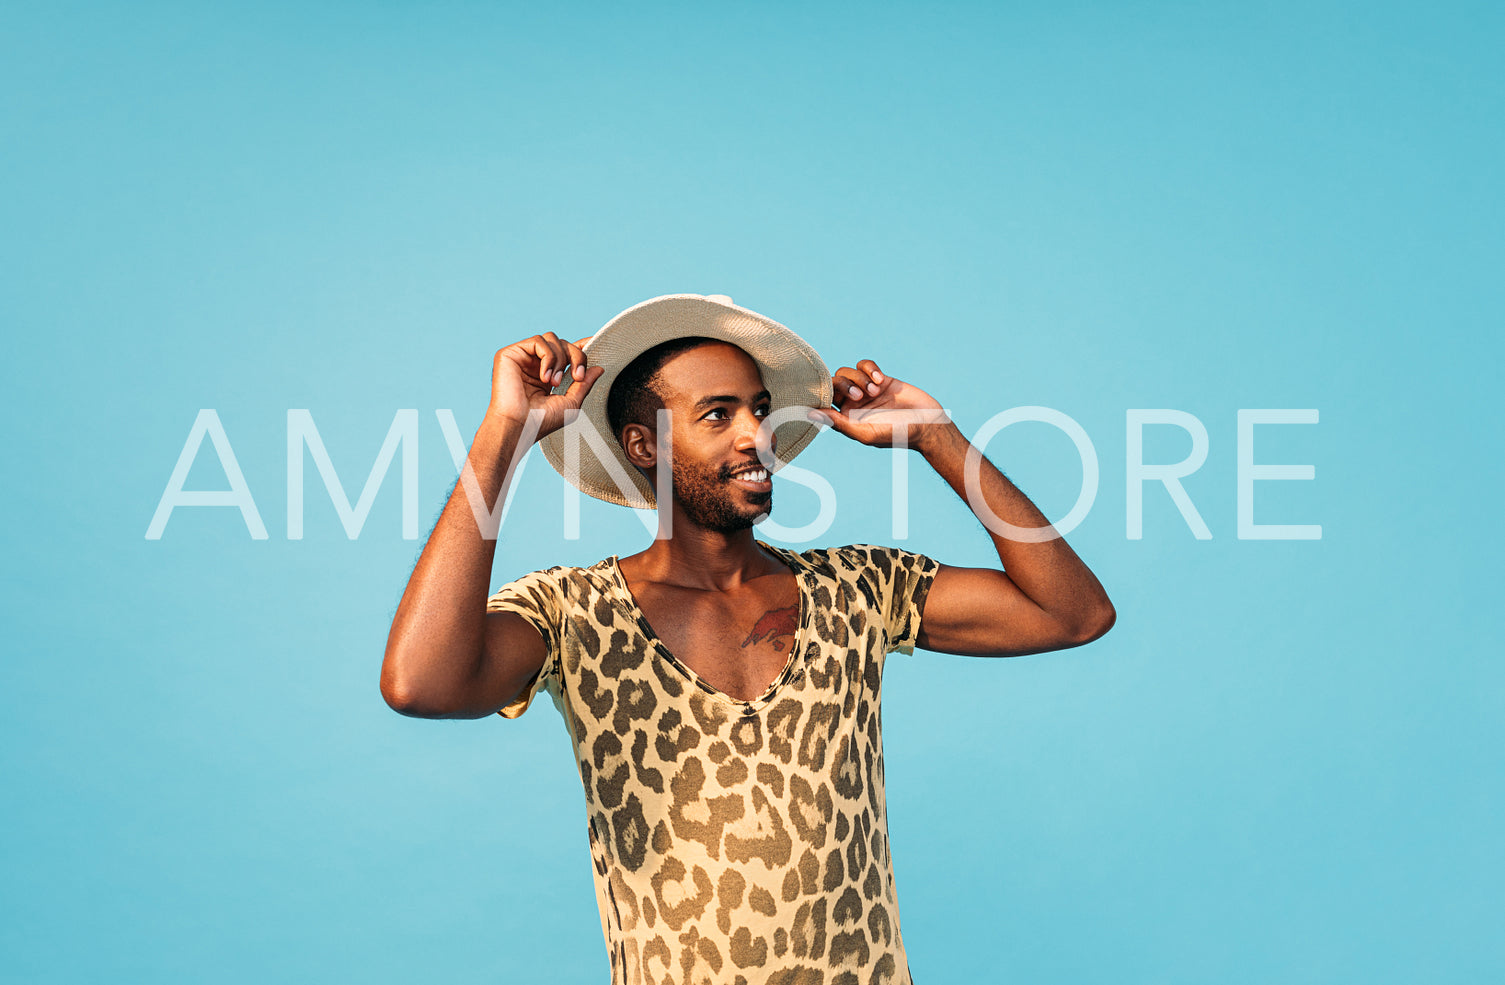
651;342;775;533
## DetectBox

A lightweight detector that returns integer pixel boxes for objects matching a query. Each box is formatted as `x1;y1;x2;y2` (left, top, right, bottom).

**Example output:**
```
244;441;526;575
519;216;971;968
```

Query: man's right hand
487;333;606;439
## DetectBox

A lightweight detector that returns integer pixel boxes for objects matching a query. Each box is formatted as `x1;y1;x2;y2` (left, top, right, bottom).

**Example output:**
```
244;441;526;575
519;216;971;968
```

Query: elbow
380;666;427;717
379;653;452;719
380;673;461;719
380;648;502;720
1042;598;1115;651
1070;599;1116;646
379;644;414;714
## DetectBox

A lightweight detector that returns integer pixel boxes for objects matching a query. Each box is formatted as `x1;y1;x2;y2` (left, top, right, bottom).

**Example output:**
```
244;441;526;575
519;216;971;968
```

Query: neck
628;513;778;591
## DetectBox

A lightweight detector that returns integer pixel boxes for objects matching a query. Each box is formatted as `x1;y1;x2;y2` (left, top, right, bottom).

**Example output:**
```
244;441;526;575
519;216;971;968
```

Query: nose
734;407;777;461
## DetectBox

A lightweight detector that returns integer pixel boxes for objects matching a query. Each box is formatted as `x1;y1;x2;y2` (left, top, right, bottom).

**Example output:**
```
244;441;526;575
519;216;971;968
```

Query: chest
631;574;803;702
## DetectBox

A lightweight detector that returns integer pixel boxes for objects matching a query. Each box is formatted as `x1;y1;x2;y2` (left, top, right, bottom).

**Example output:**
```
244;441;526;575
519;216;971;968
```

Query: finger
808;404;860;440
551;336;576;388
561;365;607;408
854;359;886;396
831;370;867;408
563;338;589;382
539;332;569;388
522;337;557;384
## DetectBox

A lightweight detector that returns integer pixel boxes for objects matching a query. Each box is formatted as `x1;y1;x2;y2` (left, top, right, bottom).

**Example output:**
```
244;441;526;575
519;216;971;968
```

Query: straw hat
539;294;832;509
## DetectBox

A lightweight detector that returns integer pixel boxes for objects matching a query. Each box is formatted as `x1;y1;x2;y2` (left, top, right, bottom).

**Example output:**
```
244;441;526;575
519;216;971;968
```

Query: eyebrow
693;389;772;412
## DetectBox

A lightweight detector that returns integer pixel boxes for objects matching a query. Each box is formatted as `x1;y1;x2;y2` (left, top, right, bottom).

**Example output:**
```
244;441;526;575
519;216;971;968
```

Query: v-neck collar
603;540;811;712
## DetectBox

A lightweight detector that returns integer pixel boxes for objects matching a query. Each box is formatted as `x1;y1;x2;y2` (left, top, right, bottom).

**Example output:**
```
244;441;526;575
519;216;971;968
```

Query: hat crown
541;295;833;509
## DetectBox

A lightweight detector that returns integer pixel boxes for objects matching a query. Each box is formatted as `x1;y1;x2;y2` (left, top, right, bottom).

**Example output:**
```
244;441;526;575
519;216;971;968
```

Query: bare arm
813;359;1115;657
380;334;604;718
909;422;1115;654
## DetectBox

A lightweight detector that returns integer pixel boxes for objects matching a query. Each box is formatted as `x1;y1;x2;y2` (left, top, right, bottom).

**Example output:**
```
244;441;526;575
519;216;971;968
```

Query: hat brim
539;294;832;509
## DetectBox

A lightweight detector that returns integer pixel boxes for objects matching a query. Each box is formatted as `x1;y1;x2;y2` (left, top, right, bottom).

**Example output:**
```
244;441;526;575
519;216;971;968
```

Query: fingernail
866;382;880;396
848;386;862;399
873;370;884;383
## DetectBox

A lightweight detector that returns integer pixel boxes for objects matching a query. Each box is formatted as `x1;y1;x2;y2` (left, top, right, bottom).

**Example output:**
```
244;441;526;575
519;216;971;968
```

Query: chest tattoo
740;605;799;652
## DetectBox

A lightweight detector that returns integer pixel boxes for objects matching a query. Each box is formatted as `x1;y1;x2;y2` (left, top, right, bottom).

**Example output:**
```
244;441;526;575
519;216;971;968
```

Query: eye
702;408;728;421
754;404;770;418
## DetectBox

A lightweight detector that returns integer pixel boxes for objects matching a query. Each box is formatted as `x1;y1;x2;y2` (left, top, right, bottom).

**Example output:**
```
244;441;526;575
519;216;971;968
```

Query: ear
621;423;658;469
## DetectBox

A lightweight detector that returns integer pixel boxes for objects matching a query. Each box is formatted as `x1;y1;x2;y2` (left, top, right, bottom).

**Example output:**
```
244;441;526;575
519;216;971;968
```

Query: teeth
738;469;768;482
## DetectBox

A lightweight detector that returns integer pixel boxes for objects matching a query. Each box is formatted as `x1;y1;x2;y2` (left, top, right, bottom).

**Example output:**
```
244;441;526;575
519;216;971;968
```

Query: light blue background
3;2;1500;982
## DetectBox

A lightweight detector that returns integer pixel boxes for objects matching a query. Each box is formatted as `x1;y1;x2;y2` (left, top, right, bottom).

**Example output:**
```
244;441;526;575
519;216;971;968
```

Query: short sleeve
485;567;564;718
868;545;940;655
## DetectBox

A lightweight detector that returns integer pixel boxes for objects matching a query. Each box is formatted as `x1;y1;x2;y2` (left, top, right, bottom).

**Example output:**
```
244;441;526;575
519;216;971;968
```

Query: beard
671;458;772;533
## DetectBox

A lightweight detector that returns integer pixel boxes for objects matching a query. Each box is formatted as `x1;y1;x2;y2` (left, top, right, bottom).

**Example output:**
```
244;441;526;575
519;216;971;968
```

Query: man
381;294;1114;985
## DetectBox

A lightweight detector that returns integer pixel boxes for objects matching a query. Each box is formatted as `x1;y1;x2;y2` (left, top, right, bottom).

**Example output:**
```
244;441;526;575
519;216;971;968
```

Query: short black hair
606;336;724;444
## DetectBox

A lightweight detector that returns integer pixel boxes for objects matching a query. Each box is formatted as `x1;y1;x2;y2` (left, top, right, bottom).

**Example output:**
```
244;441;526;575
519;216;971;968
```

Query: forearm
380;412;525;707
918;422;1113;637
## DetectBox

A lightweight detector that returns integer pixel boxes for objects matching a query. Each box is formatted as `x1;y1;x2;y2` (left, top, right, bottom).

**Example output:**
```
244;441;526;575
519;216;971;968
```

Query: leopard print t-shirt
487;542;939;985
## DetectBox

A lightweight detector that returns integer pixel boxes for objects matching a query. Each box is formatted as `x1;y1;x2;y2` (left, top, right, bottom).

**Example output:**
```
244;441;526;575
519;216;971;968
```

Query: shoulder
761;543;939;607
486;557;619;611
770;542;936;577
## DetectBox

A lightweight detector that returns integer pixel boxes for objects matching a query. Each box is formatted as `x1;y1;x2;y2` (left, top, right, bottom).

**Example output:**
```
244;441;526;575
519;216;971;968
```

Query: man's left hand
811;359;953;452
